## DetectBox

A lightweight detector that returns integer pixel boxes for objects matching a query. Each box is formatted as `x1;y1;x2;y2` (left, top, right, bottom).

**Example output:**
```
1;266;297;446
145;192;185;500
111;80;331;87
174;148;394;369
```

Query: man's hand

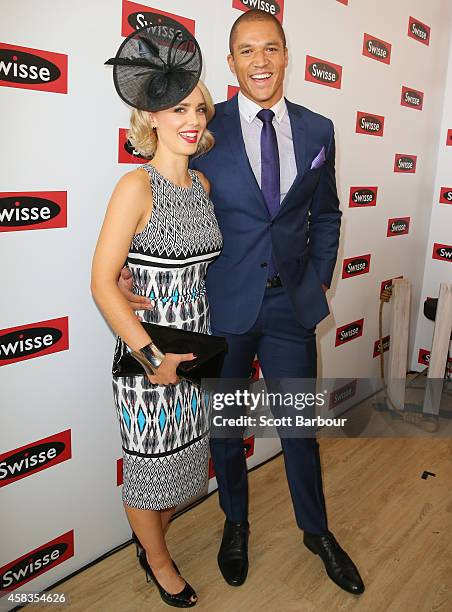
118;266;153;310
149;352;196;386
321;283;328;294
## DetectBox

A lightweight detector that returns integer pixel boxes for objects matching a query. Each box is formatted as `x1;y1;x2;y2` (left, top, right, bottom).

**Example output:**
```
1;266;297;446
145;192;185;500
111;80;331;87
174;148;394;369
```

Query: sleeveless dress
112;164;223;510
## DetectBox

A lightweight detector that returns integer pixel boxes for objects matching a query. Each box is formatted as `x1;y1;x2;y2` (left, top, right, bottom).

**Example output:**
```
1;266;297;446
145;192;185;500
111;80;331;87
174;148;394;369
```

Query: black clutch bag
112;322;228;387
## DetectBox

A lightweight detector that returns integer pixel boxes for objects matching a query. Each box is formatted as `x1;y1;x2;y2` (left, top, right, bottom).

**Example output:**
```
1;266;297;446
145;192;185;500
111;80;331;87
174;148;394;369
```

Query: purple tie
257;108;280;278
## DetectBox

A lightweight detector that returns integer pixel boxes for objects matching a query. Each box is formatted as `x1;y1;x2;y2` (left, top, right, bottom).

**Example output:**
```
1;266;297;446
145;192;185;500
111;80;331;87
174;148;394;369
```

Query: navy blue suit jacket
191;94;341;334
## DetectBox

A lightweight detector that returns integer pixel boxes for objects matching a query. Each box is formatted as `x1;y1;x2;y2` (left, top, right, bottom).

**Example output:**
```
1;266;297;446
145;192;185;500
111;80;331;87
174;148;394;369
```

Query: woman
91;27;222;607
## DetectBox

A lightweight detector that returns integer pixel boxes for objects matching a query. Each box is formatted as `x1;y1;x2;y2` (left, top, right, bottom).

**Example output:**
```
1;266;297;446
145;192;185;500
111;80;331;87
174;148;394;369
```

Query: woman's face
150;86;207;156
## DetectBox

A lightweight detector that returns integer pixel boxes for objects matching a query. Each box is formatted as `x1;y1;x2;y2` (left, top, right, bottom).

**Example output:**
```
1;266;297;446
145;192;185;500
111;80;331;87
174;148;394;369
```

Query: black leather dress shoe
303;531;365;595
217;519;249;586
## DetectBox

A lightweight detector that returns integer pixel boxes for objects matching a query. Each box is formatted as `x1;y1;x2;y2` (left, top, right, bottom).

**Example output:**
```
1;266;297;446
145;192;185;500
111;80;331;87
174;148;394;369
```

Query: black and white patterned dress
112;163;223;510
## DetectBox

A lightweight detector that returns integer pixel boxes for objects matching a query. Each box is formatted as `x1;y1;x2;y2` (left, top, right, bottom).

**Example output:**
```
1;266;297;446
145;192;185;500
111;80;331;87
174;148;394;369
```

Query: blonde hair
127;80;215;159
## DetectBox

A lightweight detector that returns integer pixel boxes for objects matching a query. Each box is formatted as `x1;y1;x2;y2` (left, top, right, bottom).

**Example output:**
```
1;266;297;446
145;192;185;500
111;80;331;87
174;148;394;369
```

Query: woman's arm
91;168;152;351
91;169;195;384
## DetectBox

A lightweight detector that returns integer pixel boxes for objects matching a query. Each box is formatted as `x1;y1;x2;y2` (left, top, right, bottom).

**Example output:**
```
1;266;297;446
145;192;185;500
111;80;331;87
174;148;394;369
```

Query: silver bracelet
131;342;165;377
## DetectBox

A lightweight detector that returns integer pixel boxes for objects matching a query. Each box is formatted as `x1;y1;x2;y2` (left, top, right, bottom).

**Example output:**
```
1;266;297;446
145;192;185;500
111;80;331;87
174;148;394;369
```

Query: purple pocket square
310;146;326;169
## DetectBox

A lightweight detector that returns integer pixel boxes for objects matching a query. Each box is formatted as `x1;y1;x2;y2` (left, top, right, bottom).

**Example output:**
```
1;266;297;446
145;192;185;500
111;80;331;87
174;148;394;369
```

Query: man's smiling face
227;18;288;108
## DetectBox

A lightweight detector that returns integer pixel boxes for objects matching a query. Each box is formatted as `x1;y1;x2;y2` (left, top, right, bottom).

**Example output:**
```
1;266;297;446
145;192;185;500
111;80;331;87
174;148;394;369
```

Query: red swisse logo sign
122;1;195;38
232;0;284;23
117;458;123;486
439;187;452;205
0;42;67;93
447;129;452;146
118;128;150;164
0;317;69;366
0;430;71;488
0;192;67;232
387;217;410;237
209;435;255;479
418;348;451;368
0;531;74;591
329;379;357;410
336;0;349;4
418;348;430;366
356;112;384;136
227;85;240;100
362;33;391;64
432;242;452;263
380;276;403;297
335;319;364;347
373;335;390;358
401;86;424;111
349;186;378;208
305;56;342;89
250;359;260;381
394;154;417;173
342;254;371;279
408;17;431;45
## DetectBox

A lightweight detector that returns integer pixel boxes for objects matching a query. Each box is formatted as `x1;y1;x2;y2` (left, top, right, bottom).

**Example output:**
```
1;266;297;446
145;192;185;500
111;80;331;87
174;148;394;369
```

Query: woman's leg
161;506;176;533
124;504;196;601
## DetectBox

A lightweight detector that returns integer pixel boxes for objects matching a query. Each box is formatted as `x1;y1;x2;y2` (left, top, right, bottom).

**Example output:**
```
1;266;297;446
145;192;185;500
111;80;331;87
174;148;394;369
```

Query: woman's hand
118;266;153;311
149;352;196;385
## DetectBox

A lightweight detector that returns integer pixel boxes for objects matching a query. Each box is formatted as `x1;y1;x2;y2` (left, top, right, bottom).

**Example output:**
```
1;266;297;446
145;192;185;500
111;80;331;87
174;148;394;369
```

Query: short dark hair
229;9;287;54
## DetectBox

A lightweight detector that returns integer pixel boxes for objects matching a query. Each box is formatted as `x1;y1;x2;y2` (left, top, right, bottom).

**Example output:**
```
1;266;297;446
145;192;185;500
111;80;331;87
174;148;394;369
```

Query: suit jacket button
261;262;268;268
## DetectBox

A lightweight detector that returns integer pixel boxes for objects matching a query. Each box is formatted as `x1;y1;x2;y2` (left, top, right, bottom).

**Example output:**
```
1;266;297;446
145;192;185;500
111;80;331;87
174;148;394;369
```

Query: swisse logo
440;187;452;205
418;348;430;366
0;531;74;591
0;42;67;93
335;319;364;347
0;430;71;487
387;217;410;237
122;1;196;37
0;317;69;366
447;129;452;146
408;17;431;46
349;186;378;208
305;56;342;89
432;242;452;263
118;128;150;164
401;86;424;111
417;349;451;368
342;254;371;279
380;276;403;297
0;192;67;232
227;85;240;100
363;33;391;65
373;335;390;358
232;0;284;22
356;112;384;136
394;154;417;173
329;379;357;410
117;458;123;486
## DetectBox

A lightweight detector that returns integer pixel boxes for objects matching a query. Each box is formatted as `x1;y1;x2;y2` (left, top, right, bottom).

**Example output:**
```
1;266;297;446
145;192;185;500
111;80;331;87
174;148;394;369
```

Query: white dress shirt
237;91;298;204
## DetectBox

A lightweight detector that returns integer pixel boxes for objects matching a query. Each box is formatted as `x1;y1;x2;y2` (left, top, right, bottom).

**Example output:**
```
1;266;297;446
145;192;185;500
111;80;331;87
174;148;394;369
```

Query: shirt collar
238;90;287;124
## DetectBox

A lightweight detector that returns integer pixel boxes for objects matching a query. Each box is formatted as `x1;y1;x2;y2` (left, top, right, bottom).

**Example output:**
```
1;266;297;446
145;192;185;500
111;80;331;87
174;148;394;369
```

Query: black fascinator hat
105;25;202;112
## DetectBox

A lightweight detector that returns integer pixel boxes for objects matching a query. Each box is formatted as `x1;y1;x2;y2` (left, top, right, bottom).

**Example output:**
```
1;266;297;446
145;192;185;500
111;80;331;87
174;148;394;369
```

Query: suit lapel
278;99;308;211
223;95;269;216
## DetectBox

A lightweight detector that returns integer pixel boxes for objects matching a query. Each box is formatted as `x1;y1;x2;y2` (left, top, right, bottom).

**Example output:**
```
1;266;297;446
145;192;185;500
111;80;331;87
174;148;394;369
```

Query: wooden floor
24;437;452;612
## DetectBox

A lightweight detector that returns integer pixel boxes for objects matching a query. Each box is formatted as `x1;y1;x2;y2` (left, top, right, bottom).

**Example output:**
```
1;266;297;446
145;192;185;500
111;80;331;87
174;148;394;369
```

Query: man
121;9;364;595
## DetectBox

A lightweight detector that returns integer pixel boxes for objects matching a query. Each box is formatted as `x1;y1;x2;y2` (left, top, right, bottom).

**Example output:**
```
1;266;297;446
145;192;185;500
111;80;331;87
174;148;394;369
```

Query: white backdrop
1;0;452;603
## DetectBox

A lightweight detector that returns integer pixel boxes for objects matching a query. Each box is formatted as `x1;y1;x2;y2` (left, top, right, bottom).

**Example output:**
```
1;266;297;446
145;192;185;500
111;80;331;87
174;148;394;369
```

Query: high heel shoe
131;532;180;574
138;550;197;608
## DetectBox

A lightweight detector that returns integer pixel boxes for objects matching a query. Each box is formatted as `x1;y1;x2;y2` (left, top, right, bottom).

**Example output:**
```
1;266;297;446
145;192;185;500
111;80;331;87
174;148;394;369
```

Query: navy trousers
210;286;329;535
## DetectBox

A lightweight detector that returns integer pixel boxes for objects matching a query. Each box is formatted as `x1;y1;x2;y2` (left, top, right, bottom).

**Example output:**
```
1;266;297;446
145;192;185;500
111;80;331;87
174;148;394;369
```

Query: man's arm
308;122;342;291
